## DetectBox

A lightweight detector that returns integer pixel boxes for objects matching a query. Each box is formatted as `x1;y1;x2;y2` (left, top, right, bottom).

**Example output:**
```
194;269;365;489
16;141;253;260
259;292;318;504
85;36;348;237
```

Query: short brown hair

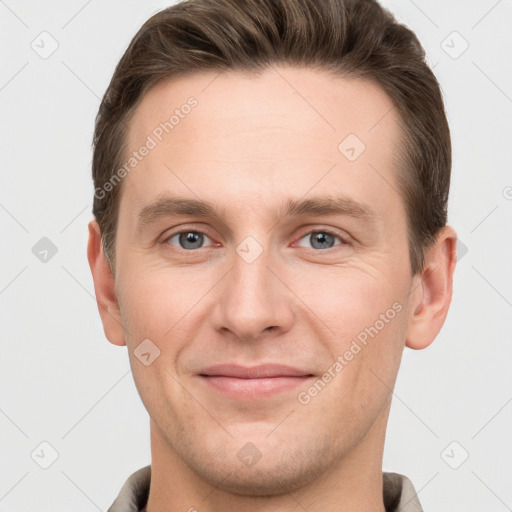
92;0;451;276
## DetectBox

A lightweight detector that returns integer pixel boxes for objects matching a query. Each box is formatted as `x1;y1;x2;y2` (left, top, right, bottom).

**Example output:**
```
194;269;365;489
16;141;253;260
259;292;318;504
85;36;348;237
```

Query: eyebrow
137;194;377;230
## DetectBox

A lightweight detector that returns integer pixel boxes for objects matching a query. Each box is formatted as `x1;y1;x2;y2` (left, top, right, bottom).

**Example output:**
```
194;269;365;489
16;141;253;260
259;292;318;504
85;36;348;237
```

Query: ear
87;220;126;346
405;225;458;350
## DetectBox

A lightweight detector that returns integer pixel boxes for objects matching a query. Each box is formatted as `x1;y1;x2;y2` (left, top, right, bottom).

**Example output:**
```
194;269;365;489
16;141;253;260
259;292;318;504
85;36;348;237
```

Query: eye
162;227;349;252
165;230;214;250
296;229;348;250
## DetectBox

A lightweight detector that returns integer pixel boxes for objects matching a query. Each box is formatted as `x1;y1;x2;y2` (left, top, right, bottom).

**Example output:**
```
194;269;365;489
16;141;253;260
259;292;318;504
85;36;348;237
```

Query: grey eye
167;231;212;250
297;231;341;250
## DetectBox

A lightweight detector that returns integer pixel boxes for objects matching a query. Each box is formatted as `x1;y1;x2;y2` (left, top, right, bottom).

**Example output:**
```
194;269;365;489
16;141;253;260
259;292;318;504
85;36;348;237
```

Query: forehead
127;65;399;153
121;66;403;222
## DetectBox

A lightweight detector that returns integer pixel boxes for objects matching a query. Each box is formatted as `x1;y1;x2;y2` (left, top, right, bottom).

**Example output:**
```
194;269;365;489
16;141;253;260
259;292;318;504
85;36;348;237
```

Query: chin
185;441;333;497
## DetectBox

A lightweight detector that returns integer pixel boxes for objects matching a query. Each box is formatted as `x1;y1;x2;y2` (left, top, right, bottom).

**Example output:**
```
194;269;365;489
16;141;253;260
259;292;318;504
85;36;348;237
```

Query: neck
144;404;390;512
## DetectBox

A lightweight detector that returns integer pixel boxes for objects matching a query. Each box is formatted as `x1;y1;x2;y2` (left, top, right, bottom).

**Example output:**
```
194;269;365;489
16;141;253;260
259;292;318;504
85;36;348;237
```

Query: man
87;0;457;510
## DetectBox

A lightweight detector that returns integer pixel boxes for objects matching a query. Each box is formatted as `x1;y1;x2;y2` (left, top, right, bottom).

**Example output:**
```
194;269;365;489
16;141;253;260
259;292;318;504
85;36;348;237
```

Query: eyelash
162;226;350;252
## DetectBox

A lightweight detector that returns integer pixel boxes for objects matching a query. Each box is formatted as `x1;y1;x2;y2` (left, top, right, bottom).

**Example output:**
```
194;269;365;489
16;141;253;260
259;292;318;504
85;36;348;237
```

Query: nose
212;242;294;343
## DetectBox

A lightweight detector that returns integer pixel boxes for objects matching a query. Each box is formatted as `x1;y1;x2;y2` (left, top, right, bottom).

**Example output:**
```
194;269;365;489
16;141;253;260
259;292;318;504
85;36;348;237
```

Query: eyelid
292;227;351;249
162;224;351;251
162;225;217;247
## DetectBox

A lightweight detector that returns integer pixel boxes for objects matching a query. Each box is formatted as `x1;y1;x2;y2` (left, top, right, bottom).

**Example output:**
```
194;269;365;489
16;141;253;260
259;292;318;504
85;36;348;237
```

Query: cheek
117;268;198;416
295;266;407;406
296;265;397;344
117;264;199;341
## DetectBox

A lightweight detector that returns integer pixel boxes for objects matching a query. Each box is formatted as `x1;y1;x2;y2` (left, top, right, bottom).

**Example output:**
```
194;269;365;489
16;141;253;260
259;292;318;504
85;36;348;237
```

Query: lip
197;364;314;400
199;363;313;378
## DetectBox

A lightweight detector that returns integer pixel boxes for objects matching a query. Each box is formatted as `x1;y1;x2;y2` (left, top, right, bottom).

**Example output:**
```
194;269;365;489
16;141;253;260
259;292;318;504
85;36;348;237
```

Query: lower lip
199;375;313;400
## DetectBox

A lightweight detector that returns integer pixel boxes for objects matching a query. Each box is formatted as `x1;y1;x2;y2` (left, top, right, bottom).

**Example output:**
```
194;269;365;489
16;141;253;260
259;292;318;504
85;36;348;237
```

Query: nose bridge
215;236;292;340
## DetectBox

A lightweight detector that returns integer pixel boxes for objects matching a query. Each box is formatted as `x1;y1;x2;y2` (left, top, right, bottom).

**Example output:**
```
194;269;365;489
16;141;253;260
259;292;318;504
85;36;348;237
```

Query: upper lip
198;364;313;379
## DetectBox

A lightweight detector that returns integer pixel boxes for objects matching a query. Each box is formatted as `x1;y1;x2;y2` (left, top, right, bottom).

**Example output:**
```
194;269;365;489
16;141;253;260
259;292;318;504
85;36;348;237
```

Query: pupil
180;232;202;250
312;232;334;249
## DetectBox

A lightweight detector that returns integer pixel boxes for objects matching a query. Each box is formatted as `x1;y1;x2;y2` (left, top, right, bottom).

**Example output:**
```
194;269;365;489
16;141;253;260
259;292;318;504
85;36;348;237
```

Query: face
107;66;424;494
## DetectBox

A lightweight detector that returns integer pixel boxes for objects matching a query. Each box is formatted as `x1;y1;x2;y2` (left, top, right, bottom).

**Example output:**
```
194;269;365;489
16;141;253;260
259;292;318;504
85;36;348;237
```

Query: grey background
1;0;511;510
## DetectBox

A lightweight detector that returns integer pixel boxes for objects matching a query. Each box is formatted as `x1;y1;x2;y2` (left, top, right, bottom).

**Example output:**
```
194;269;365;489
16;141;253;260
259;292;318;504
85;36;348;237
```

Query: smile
197;364;315;400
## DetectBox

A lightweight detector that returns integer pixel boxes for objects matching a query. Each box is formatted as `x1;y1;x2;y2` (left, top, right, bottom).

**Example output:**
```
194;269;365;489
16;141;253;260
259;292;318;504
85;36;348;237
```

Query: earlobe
405;226;458;350
87;220;126;346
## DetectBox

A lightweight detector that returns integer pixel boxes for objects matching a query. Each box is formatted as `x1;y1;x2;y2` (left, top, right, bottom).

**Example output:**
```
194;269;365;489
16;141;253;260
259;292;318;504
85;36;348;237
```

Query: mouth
197;364;315;400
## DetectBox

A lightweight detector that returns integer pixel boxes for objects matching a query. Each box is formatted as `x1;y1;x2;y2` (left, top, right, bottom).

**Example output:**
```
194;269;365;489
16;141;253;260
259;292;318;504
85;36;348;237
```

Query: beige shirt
107;465;424;511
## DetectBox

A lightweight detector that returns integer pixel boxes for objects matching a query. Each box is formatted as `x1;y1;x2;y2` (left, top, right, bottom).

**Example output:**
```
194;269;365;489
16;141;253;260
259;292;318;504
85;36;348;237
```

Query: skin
88;65;457;512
